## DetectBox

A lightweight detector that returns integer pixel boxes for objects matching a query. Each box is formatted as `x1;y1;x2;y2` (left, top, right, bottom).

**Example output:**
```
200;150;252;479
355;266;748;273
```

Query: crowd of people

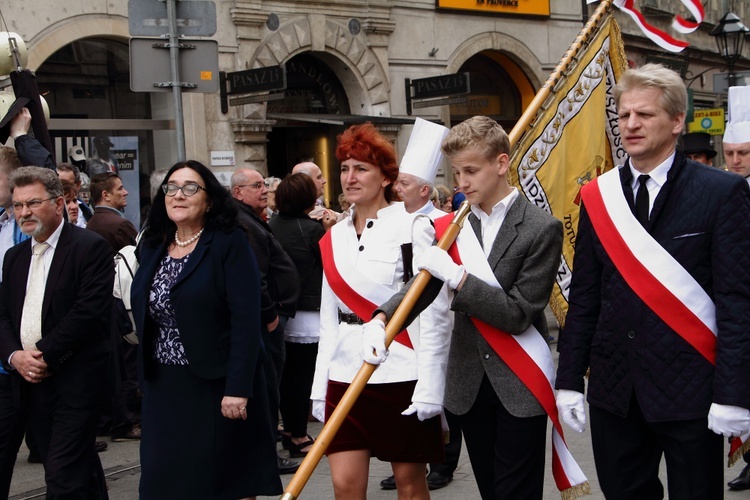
0;62;749;500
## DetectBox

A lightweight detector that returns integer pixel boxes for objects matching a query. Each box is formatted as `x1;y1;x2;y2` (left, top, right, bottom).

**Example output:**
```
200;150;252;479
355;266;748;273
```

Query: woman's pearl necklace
174;228;204;247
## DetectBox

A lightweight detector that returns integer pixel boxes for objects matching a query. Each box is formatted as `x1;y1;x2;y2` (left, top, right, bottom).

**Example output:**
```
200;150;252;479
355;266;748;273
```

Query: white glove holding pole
402;402;442;421
311;399;326;423
413;246;465;290
556;389;586;433
708;403;750;437
361;318;388;365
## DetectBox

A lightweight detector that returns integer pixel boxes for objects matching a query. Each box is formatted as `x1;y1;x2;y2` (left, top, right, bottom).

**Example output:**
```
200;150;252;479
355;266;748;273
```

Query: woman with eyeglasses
130;160;281;499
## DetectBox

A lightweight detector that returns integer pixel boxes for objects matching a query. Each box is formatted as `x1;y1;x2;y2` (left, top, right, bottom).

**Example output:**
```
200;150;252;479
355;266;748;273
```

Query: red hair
336;123;398;201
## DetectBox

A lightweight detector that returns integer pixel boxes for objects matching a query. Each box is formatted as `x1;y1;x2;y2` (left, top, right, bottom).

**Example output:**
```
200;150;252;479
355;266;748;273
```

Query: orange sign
437;0;550;16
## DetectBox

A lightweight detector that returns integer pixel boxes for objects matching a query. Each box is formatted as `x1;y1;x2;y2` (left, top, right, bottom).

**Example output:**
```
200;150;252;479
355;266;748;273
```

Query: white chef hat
723;86;750;144
400;117;450;185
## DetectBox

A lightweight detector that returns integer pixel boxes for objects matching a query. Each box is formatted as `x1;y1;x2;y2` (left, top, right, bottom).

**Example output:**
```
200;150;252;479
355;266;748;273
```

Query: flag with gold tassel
508;4;628;327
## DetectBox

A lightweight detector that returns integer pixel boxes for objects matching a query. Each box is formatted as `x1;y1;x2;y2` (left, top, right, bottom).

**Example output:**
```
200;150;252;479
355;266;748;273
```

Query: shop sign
450;95;502;116
437;0;550;17
688;108;725;136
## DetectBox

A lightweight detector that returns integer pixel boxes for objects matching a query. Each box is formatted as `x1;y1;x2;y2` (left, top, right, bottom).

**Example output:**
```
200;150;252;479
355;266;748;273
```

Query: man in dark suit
379;116;564;499
556;64;750;499
86;172;137;254
86;172;140;444
230;167;301;475
0;166;113;498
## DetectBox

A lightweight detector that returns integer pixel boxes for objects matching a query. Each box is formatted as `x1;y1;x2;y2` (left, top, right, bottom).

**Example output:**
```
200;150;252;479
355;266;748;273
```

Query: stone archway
250;16;391;117
26;15;130;70
445;32;545;92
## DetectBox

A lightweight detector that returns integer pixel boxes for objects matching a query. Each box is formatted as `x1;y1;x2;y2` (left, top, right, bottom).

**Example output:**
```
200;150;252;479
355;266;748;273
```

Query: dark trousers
590;397;723;500
279;341;318;438
457;376;547;500
28;380;108;499
430;408;462;476
262;316;287;428
0;374;26;498
111;341;140;437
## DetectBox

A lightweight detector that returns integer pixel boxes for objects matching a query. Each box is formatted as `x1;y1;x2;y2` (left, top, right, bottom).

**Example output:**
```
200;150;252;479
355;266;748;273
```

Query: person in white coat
311;122;450;500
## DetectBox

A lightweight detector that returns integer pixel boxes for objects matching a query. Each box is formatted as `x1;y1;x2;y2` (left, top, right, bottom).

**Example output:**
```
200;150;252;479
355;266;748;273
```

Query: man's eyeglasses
236;182;264;190
162;183;206;197
12;198;56;212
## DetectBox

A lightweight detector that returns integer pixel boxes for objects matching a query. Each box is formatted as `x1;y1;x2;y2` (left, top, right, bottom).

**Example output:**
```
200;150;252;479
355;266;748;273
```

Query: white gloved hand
361;319;388;365
556;389;586;433
311;399;326;423
413;246;465;290
708;403;750;437
402;402;443;421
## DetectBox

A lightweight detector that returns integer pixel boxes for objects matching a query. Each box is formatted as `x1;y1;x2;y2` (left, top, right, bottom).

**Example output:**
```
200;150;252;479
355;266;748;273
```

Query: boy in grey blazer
378;116;563;499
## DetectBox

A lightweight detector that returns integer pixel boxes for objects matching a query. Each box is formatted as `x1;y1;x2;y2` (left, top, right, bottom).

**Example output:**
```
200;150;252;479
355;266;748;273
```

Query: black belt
338;310;364;325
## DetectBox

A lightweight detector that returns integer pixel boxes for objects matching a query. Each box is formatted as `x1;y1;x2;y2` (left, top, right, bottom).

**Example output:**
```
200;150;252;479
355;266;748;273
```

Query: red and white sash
319;227;412;349
434;215;590;498
581;168;748;463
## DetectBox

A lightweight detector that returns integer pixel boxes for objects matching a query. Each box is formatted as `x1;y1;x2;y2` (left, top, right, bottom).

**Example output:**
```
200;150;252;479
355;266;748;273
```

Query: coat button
628;330;635;339
483;353;490;360
358;245;364;252
367;221;373;228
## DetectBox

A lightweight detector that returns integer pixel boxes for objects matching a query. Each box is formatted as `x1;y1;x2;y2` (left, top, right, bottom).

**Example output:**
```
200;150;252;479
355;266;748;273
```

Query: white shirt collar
32;218;65;250
629;151;674;191
469;187;519;222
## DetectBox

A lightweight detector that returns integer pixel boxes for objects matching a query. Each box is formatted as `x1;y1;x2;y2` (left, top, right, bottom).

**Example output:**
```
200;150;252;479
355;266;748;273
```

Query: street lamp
710;12;749;88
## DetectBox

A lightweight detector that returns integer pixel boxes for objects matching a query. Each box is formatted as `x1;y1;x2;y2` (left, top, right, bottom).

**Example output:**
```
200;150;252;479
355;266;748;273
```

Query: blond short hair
441;115;510;161
615;63;687;119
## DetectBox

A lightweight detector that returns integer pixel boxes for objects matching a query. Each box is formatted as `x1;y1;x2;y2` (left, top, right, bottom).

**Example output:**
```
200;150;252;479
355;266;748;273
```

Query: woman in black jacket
268;173;325;457
131;160;281;499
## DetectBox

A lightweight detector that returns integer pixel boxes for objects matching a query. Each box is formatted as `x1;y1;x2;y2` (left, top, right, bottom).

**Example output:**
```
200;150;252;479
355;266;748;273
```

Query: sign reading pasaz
227;66;286;96
411;73;470;100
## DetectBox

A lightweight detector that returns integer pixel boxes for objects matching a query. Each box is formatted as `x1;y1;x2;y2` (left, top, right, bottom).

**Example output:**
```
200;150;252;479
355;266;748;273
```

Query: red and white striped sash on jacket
434;215;589;498
581;168;748;464
319;228;413;349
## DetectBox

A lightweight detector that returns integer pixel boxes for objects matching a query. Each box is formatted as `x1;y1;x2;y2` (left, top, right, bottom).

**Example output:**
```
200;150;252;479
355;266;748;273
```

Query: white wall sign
211;150;235;167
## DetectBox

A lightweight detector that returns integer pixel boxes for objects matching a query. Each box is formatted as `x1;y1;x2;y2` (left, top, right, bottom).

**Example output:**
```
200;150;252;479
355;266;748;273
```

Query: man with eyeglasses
230;168;301;475
0;166;113;498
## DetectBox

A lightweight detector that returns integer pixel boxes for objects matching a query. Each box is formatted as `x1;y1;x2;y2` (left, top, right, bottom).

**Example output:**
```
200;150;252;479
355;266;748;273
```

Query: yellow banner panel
509;15;628;326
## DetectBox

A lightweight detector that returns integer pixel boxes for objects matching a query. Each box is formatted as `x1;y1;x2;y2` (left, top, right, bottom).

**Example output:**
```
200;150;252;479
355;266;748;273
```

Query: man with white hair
723;86;750;186
381;118;459;492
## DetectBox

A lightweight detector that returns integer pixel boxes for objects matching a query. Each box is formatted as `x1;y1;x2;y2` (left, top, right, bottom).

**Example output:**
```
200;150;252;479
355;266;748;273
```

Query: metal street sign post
129;38;219;93
128;0;217;37
128;0;218;162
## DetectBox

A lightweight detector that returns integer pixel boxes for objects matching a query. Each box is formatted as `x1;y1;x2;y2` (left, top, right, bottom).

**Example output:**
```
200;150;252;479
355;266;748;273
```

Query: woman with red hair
311;123;450;499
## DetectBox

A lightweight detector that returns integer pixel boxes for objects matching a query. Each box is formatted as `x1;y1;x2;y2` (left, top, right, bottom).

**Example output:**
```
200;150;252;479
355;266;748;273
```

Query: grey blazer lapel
486;196;525;271
468;213;482;248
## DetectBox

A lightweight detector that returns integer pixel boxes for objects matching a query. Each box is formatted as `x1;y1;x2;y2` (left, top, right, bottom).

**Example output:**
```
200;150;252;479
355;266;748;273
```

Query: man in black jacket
555;64;750;499
231;168;300;474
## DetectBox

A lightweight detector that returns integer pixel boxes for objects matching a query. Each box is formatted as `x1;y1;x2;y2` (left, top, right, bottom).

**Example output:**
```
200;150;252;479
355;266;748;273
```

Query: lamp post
710;12;749;88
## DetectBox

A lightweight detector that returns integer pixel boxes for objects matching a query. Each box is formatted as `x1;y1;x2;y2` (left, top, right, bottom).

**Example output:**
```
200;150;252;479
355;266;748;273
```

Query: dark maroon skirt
325;380;444;463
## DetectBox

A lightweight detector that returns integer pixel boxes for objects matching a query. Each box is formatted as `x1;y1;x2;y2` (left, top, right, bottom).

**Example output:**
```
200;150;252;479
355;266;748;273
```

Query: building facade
1;0;748;220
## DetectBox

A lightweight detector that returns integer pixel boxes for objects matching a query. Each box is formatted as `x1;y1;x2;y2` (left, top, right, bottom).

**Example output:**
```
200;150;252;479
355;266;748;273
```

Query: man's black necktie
635;174;650;226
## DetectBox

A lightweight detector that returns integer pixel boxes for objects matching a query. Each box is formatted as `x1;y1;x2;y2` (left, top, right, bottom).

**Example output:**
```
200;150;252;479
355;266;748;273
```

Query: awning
266;113;419;126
